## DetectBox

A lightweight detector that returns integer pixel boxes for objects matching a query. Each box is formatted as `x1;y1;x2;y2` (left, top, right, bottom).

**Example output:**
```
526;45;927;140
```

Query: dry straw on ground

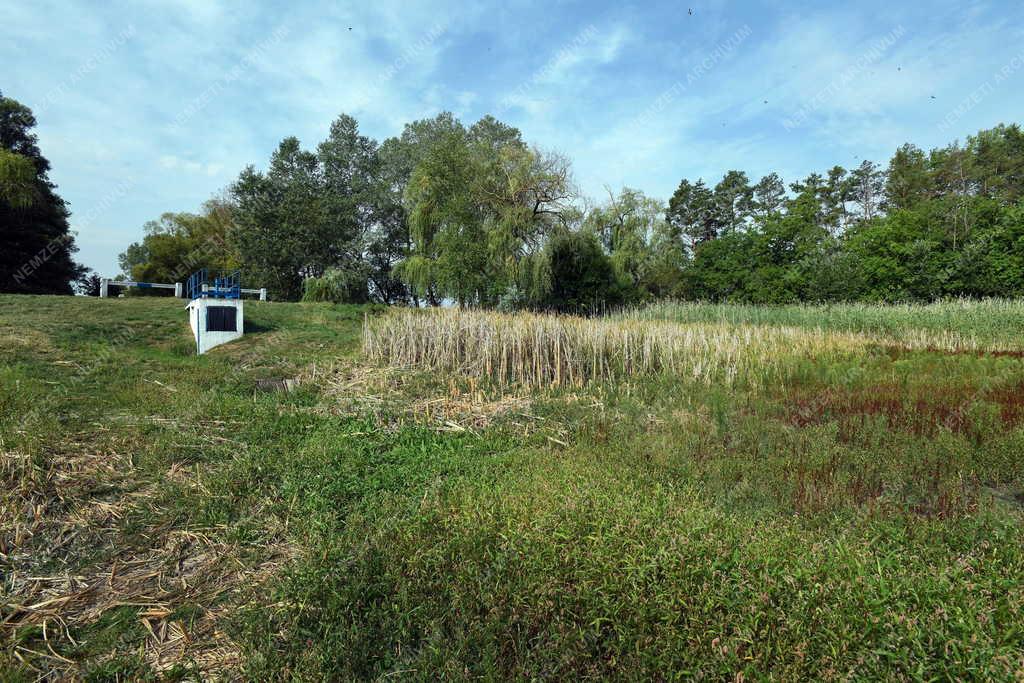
1;419;290;680
315;362;538;434
363;308;868;390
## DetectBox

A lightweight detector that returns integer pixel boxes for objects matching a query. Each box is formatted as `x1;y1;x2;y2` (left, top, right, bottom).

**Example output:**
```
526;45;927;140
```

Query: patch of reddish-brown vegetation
882;346;1024;359
787;449;979;518
985;382;1024;425
790;455;886;514
784;380;1024;442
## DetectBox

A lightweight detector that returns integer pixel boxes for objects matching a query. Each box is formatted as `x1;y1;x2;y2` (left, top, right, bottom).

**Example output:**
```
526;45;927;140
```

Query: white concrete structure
187;298;244;354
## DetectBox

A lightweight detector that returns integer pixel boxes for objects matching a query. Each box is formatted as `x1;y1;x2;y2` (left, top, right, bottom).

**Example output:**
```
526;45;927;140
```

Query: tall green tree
885;143;930;211
820;165;852;233
967;124;1024;202
315;114;380;302
228;115;380;301
118;199;238;291
375;112;472;305
368;138;414;304
585;187;668;297
229;137;322;300
398;118;481;305
666;178;721;252
684;231;757;301
751;173;787;223
752;191;832;302
529;226;627;313
1;92;85;294
849;160;886;222
397;113;572;306
478;145;573;299
713;170;753;234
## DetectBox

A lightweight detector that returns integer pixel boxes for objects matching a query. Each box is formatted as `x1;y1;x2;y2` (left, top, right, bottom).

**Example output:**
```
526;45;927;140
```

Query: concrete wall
187;298;244;354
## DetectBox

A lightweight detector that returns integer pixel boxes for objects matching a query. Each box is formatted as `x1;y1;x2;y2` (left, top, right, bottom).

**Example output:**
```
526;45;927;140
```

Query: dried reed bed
2;529;277;678
363;308;868;390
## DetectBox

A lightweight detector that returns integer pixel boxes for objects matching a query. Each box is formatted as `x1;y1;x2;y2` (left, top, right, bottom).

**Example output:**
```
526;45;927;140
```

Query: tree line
128;113;1023;308
668;127;1024;302
3;87;1023;308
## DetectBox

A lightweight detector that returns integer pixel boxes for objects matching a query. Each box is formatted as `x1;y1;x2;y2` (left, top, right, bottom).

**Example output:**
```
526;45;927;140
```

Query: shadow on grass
244;319;276;334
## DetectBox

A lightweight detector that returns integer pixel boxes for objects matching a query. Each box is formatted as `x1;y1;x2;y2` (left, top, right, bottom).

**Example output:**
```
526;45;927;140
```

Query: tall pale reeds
363;308;866;390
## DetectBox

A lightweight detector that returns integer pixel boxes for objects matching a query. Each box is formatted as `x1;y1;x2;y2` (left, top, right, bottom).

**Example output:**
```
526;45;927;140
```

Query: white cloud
495;22;631;117
537;24;629;84
158;155;222;176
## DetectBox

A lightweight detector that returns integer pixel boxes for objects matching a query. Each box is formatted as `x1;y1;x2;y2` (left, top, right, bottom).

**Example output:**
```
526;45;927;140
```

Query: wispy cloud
159;155;223;176
496;23;631;116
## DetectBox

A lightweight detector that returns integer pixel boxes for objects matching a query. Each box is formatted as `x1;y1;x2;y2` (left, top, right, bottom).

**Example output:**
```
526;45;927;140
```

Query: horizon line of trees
121;113;1024;309
3;87;1023;309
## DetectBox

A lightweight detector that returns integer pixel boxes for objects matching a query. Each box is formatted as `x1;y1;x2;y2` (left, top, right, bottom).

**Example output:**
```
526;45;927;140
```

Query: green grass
2;295;1024;680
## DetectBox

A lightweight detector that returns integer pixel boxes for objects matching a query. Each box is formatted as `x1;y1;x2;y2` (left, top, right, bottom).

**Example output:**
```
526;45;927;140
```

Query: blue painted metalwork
187;269;207;300
187;269;242;300
213;271;241;299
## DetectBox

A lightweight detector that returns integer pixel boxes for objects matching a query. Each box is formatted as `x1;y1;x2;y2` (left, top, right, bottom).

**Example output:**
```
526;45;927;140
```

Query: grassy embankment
3;294;1024;680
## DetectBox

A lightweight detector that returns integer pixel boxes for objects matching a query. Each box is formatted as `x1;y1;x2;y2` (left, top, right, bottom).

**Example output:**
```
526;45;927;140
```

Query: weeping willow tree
396;117;574;307
395;121;486;305
0;149;36;208
301;265;371;303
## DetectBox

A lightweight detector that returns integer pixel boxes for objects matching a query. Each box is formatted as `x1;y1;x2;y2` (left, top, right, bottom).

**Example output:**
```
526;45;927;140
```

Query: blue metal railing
211;271;241;299
187;269;207;300
187;269;241;300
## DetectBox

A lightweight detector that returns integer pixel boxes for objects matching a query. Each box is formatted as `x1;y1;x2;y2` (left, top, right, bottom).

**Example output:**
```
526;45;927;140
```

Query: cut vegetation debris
3;295;1024;680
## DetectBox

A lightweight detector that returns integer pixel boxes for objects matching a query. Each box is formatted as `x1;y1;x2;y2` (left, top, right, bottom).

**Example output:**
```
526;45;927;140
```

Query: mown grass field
3;294;1024;680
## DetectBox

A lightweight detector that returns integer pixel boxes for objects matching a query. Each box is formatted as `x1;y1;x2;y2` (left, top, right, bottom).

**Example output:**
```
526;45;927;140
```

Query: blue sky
4;0;1024;277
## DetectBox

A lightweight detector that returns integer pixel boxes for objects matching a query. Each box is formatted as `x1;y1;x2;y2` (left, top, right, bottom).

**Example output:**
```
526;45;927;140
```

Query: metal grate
206;306;237;332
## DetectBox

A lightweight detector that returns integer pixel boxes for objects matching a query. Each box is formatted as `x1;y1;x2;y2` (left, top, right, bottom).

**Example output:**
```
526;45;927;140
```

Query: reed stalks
363;308;866;390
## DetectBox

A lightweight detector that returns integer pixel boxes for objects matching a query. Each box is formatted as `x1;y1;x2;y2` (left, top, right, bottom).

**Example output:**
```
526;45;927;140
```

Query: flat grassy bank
2;295;1024;680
